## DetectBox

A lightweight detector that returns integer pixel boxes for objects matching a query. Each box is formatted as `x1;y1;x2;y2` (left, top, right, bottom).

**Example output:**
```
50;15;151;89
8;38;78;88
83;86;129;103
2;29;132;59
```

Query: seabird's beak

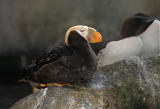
87;27;102;43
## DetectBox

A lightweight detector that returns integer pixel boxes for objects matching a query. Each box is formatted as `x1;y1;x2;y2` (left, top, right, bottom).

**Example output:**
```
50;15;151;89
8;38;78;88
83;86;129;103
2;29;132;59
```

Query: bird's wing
23;43;73;78
31;56;72;83
34;43;73;68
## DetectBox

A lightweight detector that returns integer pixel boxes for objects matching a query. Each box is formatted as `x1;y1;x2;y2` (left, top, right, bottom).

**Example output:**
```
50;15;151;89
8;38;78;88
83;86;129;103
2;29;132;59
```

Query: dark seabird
98;13;160;67
23;25;102;92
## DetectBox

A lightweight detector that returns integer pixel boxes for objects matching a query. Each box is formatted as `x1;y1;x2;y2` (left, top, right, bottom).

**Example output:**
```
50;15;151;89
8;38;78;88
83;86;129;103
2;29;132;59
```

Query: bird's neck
73;43;97;70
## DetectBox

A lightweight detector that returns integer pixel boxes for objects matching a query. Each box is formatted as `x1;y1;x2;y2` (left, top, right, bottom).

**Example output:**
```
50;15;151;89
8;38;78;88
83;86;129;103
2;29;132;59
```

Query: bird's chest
68;54;87;69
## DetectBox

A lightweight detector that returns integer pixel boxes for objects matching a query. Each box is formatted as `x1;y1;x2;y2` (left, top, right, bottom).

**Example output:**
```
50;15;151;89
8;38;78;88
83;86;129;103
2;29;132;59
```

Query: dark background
0;0;160;109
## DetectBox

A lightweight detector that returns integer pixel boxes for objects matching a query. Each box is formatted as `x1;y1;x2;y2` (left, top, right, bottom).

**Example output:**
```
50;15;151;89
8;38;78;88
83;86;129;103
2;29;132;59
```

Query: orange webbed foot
40;82;69;87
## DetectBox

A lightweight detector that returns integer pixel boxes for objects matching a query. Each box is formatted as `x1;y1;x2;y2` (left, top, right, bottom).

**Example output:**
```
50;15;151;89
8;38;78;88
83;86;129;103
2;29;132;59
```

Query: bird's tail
19;63;38;82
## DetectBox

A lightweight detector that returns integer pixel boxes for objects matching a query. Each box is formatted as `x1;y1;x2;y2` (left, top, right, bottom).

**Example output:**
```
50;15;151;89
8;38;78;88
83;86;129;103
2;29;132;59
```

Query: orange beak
87;27;102;43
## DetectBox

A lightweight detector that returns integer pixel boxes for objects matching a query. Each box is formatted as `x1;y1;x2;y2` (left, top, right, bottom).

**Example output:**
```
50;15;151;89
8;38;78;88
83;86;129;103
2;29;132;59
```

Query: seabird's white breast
98;20;160;67
98;36;143;67
139;20;160;57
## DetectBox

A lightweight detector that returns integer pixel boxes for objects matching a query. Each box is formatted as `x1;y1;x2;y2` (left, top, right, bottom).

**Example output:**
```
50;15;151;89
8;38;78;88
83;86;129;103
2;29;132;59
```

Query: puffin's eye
80;28;85;32
80;26;88;32
80;29;85;32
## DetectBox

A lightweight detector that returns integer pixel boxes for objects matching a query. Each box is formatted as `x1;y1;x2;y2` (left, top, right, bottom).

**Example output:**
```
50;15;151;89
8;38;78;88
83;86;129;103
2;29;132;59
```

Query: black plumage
121;13;155;38
23;44;73;81
23;30;98;89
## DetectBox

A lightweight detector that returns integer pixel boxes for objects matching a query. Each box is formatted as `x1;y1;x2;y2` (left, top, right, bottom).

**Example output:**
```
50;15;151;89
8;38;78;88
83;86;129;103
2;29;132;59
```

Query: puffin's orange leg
40;83;69;87
33;88;40;93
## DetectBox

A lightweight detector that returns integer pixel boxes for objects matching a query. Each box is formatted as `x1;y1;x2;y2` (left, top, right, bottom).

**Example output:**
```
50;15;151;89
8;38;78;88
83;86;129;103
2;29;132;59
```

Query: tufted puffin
23;25;102;92
98;13;160;67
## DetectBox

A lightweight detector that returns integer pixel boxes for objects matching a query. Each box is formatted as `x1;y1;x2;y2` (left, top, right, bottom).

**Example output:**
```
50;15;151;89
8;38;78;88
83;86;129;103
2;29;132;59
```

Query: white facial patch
76;26;88;40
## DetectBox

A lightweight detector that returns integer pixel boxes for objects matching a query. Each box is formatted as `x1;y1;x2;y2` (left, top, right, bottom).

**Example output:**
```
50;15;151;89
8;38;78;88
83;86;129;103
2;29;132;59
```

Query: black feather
121;13;155;38
23;43;73;80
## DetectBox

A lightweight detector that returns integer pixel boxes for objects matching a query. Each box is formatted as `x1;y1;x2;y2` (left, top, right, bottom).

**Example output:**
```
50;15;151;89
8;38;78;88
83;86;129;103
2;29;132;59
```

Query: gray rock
11;86;104;109
11;56;160;109
99;56;160;109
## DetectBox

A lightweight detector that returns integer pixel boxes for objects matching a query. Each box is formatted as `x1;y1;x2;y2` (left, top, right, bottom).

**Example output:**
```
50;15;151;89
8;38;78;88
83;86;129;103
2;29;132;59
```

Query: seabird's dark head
65;25;102;71
65;25;102;47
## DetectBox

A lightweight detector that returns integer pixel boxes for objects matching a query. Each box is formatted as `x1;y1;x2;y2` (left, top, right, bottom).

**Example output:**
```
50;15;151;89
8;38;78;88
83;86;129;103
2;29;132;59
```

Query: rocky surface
11;56;160;109
11;86;105;109
100;56;160;109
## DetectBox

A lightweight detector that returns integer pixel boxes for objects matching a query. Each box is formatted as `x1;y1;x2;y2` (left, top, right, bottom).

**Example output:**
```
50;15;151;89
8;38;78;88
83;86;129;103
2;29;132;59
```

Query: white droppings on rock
33;88;48;109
